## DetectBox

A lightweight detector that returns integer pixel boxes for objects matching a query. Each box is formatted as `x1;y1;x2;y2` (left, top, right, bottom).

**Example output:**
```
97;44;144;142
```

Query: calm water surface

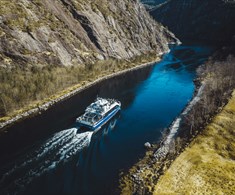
0;44;214;195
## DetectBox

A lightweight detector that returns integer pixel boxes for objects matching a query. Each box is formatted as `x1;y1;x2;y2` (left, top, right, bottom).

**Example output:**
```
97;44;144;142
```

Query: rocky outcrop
0;0;178;67
148;0;235;45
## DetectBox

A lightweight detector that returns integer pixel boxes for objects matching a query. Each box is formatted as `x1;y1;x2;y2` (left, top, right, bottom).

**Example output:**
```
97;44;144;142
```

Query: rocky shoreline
153;82;205;159
120;51;235;194
120;76;206;195
0;55;164;131
153;89;235;194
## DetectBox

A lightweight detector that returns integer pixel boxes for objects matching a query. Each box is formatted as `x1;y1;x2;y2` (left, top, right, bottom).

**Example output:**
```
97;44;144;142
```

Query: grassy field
154;90;235;195
0;53;160;125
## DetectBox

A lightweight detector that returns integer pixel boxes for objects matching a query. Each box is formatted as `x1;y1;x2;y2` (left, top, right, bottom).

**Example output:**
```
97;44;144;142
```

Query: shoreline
153;90;235;194
120;51;235;194
0;55;163;131
120;77;206;194
153;81;205;159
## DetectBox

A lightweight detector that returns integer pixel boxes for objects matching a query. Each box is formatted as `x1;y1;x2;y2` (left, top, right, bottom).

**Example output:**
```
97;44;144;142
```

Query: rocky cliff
149;0;235;45
0;0;177;67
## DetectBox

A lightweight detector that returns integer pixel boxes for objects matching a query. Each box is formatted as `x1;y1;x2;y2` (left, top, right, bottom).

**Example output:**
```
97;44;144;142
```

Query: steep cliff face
0;0;177;67
149;0;235;45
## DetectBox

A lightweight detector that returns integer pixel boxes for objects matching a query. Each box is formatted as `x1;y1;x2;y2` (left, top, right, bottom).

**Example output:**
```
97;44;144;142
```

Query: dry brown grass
0;53;159;122
154;91;235;195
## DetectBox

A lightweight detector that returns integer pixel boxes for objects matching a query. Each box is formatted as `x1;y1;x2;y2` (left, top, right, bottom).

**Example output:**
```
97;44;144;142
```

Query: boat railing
77;97;121;128
78;112;103;125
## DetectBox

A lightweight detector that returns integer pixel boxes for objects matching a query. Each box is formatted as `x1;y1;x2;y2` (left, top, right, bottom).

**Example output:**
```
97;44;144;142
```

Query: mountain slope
0;0;179;119
0;0;177;67
149;0;235;45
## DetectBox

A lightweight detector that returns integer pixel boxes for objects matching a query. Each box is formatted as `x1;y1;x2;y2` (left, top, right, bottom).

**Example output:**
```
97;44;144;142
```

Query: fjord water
0;44;213;195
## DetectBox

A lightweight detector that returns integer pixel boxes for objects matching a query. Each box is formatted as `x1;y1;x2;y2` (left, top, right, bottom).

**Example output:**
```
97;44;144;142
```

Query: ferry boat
76;97;121;131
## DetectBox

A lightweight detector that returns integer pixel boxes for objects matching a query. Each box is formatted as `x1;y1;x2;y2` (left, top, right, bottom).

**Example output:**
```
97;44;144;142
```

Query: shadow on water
0;66;153;164
20;113;121;195
0;65;152;195
0;43;215;195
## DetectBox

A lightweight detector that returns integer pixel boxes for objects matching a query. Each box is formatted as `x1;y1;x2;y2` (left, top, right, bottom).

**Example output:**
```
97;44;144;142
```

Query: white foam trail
110;119;117;130
0;129;77;184
154;83;205;159
0;128;93;195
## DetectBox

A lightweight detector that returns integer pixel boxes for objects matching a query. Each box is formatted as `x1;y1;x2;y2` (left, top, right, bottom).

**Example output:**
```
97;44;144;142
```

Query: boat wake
0;128;93;195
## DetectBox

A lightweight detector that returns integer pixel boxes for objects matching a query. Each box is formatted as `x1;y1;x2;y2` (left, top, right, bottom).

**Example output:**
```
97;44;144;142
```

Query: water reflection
0;43;214;195
0;64;152;163
94;112;120;137
0;112;120;195
25;113;120;195
165;45;212;73
98;67;153;109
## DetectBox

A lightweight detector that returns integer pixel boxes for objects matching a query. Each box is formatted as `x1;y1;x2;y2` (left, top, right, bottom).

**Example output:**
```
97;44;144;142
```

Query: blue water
0;44;214;195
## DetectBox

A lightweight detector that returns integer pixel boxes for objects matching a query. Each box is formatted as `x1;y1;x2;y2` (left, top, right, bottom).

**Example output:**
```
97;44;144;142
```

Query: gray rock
0;0;178;67
144;142;152;149
0;16;3;24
